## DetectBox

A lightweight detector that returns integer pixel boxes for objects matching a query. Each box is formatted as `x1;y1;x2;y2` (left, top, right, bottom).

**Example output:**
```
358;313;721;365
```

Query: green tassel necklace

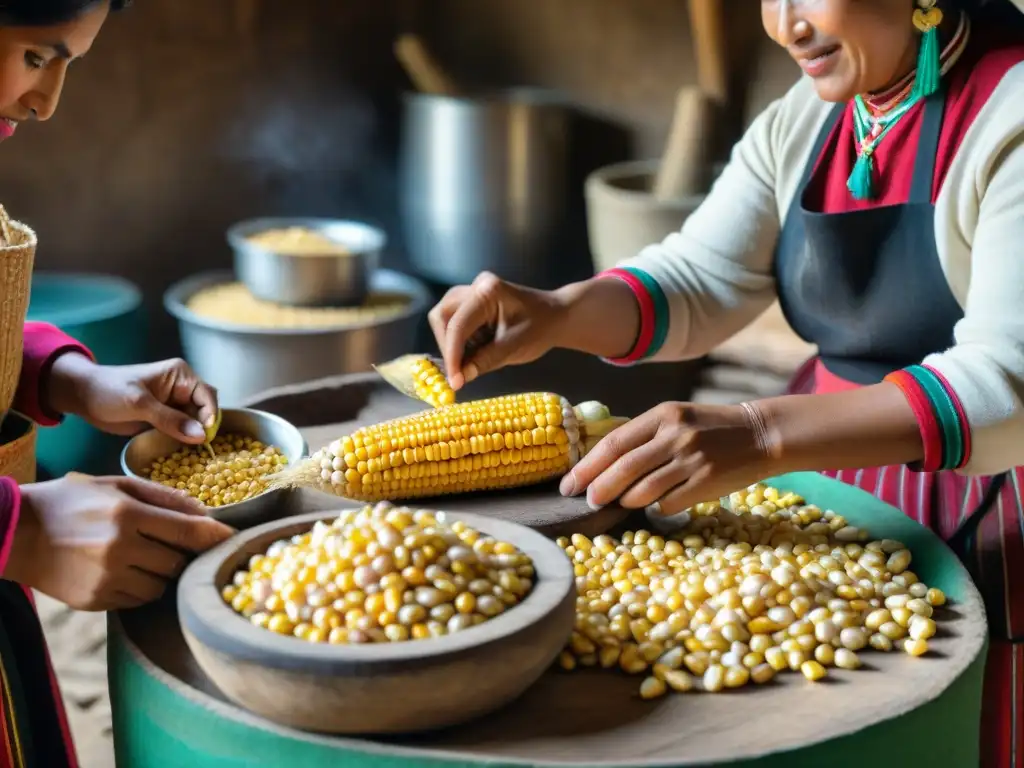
846;1;945;201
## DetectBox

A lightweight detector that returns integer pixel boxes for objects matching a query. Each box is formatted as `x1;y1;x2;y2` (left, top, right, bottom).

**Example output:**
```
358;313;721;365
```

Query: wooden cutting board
243;372;632;538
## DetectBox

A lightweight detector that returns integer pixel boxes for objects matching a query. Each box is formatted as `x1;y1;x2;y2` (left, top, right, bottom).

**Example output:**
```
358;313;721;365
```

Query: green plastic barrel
26;273;145;477
108;472;988;767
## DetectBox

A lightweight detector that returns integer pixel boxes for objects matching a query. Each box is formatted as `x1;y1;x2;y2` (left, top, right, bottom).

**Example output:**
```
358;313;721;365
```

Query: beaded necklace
847;12;970;201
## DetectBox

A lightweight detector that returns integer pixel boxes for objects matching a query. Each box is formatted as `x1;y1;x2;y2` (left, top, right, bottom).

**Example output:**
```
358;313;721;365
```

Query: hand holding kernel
46;353;219;444
428;272;568;390
4;474;235;611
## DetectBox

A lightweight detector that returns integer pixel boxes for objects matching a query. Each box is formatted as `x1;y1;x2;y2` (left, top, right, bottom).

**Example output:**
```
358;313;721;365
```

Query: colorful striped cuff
922;364;972;470
597;267;669;364
884;370;944;473
883;365;970;472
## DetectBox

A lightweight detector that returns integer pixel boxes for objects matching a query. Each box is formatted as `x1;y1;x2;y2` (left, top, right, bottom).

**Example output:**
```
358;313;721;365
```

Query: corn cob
299;393;626;502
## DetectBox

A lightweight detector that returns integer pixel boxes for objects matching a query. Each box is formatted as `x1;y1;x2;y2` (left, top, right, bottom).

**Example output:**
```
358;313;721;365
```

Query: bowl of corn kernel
163;269;430;405
228;217;385;307
120;407;308;527
176;503;575;735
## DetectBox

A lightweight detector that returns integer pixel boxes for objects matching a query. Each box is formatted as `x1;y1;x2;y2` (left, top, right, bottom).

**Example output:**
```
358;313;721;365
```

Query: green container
26;272;145;477
108;473;988;767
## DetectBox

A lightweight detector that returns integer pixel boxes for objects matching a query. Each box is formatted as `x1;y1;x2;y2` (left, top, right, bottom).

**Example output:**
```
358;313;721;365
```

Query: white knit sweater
621;68;1024;476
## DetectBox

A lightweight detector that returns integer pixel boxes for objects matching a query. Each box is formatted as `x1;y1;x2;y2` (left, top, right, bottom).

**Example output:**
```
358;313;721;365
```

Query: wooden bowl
176;509;576;735
120;407;308;528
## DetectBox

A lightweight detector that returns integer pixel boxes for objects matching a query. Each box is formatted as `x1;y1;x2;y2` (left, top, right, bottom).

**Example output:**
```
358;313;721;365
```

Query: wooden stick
394;34;459;97
652;87;713;200
688;0;729;104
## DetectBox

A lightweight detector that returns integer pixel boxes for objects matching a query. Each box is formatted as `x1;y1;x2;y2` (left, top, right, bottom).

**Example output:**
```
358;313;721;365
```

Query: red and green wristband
597;267;669;364
883;365;969;472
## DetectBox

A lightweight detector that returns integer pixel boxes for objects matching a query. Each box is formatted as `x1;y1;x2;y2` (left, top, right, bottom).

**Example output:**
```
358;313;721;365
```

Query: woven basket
0;205;36;417
0;415;36;484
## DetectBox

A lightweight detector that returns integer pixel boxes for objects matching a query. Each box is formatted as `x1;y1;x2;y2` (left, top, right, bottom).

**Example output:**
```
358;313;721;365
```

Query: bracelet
620;266;670;359
905;365;965;471
597;268;656;364
883;370;944;472
740;401;773;458
922;364;971;469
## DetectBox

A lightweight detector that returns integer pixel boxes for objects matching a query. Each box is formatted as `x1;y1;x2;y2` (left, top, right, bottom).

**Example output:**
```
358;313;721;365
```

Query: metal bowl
227;217;386;307
120;407;309;528
164;269;430;406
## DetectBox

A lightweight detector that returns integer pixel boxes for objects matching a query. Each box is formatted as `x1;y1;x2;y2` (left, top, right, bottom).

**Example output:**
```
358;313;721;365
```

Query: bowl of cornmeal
228;217;384;307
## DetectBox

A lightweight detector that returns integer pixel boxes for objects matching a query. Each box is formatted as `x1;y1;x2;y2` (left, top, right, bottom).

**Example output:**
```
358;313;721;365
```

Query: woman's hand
428;272;569;390
5;474;235;611
45;353;218;444
559;401;776;516
428;272;643;390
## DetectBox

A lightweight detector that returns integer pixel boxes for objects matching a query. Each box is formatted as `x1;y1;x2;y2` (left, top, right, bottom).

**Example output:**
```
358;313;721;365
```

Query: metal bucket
399;89;569;287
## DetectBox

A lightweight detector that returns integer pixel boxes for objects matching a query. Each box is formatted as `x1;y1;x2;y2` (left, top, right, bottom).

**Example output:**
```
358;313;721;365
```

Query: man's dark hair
0;0;130;27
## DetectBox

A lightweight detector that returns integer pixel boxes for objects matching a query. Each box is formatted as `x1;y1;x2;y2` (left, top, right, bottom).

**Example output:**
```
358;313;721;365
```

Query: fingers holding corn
559;401;771;518
555;482;948;698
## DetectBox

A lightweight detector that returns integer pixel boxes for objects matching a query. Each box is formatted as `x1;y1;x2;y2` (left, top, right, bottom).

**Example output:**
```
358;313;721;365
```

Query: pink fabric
0;324;91;766
13;322;94;427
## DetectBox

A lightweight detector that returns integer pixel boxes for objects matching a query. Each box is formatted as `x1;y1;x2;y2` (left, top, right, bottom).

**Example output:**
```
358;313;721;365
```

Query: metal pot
399;88;569;287
164;269;430;406
227;217;385;307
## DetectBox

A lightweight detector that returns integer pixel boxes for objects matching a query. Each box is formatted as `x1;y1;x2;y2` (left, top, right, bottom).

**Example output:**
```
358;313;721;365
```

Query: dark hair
0;0;130;27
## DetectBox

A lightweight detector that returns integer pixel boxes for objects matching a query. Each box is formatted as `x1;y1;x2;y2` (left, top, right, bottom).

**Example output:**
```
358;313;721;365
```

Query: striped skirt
791;359;1024;767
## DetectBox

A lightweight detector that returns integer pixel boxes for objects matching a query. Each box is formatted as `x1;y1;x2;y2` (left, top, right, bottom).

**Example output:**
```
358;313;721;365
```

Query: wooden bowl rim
177;508;575;673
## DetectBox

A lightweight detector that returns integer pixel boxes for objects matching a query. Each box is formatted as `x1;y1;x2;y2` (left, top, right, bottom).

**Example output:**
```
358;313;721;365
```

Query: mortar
584;159;707;274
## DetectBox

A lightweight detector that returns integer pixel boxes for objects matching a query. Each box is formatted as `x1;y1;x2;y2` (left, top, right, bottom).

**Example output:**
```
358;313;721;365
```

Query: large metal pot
399;89;569;287
164;269;430;406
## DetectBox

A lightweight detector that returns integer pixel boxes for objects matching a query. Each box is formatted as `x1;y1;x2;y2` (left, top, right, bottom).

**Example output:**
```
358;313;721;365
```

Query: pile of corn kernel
556;483;947;699
186;283;411;329
221;502;535;644
246;226;352;256
146;434;288;507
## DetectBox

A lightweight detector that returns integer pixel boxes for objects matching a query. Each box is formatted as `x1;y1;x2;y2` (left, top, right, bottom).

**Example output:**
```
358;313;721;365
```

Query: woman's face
762;0;921;101
0;2;110;142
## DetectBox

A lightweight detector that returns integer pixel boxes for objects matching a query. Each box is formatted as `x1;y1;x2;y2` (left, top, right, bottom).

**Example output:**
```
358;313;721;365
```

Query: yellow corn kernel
904;638;929;657
322;393;583;502
664;669;695;692
639;676;667;699
410;357;457;408
801;660;827;682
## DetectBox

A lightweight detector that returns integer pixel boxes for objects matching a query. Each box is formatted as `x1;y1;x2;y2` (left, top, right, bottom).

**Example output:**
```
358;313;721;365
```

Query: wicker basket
0;205;36;416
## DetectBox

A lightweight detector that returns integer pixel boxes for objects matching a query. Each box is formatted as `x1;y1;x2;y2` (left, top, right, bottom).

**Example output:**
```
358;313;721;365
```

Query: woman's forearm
758;382;924;474
552;278;642;360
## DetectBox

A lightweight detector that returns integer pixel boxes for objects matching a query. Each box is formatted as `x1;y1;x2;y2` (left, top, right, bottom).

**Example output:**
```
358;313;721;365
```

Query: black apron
772;83;1010;590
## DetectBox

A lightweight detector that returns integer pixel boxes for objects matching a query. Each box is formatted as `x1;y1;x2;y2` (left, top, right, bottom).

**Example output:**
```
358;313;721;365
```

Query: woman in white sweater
430;0;1024;764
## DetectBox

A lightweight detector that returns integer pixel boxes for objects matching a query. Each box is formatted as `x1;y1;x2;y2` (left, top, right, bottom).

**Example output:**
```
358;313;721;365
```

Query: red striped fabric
794;358;1024;767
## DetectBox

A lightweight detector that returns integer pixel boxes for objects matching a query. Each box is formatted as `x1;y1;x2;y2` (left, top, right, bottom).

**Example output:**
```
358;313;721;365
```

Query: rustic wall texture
0;0;799;360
